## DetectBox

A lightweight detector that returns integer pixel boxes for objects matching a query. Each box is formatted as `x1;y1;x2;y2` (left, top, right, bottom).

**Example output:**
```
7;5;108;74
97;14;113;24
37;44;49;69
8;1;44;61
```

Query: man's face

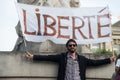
67;41;77;53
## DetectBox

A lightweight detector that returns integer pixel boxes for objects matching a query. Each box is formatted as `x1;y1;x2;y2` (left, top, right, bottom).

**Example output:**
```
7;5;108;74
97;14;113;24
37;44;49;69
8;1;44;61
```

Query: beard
68;48;76;53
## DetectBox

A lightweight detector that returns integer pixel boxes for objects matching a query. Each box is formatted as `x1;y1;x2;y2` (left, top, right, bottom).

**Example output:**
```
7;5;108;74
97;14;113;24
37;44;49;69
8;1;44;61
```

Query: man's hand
25;51;33;60
110;56;116;62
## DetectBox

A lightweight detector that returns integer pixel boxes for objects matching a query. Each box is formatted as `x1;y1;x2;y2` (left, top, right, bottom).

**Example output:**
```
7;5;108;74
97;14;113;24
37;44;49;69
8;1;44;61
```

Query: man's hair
66;39;77;47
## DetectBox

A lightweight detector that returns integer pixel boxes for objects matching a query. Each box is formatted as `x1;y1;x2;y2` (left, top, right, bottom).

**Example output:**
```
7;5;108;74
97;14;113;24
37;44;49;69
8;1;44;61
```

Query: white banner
15;3;112;44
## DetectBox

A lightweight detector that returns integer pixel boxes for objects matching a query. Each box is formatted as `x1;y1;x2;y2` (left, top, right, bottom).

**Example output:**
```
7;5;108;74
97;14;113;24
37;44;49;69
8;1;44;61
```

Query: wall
0;52;115;80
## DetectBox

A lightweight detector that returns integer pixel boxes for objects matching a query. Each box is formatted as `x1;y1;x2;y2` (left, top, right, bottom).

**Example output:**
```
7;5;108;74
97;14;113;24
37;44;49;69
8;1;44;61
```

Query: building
112;21;120;54
89;21;120;55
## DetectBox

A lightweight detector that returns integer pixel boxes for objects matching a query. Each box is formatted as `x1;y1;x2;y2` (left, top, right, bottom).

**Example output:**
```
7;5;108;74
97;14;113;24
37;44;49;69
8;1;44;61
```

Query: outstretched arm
86;55;116;66
25;51;61;62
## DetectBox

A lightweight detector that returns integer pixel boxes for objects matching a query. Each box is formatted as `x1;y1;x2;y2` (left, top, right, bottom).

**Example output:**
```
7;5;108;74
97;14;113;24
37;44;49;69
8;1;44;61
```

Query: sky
0;0;120;51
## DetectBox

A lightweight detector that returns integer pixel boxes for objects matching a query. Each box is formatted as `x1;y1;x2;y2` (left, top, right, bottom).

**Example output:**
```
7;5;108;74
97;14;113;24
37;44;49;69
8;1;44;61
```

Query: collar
67;52;78;60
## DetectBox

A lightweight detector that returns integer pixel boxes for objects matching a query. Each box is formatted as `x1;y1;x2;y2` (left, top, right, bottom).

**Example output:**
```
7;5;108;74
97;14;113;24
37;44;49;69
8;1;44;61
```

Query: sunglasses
68;44;76;47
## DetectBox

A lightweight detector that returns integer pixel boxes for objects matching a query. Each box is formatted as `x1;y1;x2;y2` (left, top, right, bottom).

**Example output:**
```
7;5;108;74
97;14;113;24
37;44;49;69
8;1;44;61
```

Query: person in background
112;54;120;80
25;39;116;80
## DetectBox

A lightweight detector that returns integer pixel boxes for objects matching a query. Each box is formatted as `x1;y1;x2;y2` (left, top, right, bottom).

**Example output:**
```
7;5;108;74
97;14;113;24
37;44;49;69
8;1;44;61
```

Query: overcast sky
0;0;120;51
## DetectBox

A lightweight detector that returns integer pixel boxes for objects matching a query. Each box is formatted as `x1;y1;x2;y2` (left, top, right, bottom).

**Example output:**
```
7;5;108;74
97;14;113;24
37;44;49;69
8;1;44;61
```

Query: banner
15;3;112;44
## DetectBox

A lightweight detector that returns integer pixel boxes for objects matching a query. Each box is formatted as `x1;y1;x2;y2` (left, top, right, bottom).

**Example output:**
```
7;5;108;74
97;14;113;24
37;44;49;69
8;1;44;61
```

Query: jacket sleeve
86;58;111;66
33;54;61;63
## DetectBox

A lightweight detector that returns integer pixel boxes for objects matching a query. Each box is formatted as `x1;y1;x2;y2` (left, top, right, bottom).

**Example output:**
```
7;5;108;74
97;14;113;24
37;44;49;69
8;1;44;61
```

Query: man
25;39;115;80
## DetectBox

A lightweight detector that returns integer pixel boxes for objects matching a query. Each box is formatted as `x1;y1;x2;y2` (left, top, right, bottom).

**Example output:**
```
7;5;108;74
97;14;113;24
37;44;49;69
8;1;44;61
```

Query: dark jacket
33;52;111;80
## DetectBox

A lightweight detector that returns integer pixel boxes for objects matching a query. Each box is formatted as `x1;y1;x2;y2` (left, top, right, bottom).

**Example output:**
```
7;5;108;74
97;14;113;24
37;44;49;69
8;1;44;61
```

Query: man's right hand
25;51;33;60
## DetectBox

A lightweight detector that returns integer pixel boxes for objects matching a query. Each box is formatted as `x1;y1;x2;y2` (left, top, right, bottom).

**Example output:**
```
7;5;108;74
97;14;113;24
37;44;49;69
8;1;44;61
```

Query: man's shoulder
77;53;87;59
58;52;68;56
60;52;67;55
